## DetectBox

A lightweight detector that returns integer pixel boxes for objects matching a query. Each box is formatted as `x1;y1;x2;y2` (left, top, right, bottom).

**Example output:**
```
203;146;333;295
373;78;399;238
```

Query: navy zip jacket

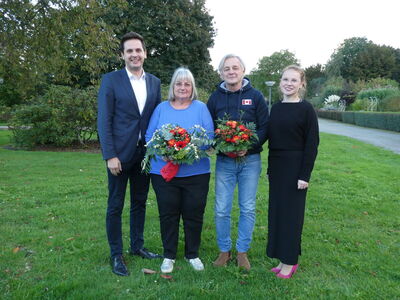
207;78;269;156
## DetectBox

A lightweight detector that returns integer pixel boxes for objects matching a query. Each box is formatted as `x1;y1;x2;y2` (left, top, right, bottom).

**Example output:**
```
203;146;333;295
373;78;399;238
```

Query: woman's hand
297;179;308;189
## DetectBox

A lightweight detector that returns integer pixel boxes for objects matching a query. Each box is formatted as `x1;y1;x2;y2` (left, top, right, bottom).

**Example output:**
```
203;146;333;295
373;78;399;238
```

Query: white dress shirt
126;68;147;115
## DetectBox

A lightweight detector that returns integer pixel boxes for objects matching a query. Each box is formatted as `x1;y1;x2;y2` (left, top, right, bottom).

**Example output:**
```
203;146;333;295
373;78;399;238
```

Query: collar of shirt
126;67;146;81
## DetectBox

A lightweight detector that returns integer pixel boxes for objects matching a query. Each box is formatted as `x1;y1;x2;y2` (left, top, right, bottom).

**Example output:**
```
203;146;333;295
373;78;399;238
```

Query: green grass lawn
1;130;399;299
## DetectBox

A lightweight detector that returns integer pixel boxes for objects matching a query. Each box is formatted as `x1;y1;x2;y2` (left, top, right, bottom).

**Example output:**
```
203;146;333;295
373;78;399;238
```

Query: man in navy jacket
97;32;161;276
207;54;268;271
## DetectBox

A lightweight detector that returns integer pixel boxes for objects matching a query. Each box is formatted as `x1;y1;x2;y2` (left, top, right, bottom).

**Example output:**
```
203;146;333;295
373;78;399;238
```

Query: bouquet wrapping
142;124;213;181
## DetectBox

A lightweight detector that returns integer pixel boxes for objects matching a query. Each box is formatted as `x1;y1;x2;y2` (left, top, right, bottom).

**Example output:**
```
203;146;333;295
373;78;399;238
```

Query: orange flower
232;135;240;143
168;139;176;147
177;128;186;135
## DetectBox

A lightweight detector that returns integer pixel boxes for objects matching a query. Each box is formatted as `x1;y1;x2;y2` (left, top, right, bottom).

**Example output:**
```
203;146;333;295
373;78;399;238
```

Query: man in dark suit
97;32;162;276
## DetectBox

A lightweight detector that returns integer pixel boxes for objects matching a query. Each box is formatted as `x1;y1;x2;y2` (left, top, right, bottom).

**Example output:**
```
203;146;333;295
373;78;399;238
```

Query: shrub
321;85;343;101
357;87;398;102
0;105;12;122
352;77;399;93
347;99;365;111
9;85;98;148
308;96;324;108
340;90;356;105
356;87;400;112
379;93;400;112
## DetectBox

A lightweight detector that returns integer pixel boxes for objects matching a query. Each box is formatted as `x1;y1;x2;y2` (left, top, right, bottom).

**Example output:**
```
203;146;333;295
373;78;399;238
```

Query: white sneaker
161;258;175;273
186;257;204;271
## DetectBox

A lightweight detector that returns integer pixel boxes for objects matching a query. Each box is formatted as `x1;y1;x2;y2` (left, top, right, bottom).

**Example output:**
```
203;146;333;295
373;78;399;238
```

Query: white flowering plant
141;124;213;174
323;94;345;110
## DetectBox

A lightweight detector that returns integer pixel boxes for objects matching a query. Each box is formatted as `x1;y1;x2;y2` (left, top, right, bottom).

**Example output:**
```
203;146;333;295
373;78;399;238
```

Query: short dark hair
119;32;146;53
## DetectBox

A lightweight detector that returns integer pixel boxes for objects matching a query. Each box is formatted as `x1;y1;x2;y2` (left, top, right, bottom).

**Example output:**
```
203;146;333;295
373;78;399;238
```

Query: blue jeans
214;154;262;253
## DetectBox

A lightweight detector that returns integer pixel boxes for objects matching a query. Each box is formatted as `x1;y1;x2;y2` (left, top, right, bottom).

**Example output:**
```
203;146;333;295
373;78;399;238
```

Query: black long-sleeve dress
266;100;319;265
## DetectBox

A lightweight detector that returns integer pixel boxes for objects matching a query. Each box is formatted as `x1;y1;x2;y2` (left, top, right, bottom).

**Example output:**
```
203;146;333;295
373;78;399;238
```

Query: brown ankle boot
213;251;231;267
237;252;250;270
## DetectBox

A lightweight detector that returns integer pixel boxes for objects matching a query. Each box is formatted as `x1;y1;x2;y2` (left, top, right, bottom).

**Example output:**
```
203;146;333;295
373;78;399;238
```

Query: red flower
176;141;187;148
239;124;246;131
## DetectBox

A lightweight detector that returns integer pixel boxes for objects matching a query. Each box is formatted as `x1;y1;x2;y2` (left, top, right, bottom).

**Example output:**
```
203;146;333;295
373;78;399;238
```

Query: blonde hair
168;67;198;101
281;65;307;98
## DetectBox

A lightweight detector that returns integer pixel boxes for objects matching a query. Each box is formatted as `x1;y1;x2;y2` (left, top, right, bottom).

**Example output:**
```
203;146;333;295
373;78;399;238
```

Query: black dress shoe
130;248;163;259
110;255;130;276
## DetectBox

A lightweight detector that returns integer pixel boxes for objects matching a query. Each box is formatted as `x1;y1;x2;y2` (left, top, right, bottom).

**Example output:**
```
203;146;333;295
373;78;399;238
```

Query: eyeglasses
175;82;192;88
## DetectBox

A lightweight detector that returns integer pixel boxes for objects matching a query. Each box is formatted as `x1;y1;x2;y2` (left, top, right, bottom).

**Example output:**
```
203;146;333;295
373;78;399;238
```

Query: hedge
316;110;400;132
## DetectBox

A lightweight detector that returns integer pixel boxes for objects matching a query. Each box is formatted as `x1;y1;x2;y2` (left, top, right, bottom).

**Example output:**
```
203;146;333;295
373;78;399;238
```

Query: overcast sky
205;0;400;72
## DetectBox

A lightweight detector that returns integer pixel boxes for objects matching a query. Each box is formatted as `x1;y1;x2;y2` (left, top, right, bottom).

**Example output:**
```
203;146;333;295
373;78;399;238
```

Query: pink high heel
270;267;281;273
276;264;298;279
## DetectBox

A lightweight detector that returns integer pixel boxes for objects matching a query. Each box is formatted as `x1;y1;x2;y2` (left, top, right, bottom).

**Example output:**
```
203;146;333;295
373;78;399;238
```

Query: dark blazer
97;69;161;163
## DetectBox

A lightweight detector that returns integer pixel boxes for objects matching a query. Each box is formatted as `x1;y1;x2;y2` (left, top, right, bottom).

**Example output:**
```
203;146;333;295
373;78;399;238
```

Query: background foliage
249;36;400;114
0;0;218;108
2;0;400;146
9;85;98;148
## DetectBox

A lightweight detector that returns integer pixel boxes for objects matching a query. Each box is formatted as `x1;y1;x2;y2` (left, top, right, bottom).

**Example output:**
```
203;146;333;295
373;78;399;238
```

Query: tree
305;64;326;98
249;50;299;101
390;48;400;83
0;0;125;106
104;0;219;92
347;44;397;82
325;37;371;80
325;37;399;83
1;0;218;108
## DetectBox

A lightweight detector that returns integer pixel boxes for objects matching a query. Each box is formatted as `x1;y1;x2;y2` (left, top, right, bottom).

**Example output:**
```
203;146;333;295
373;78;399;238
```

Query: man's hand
107;157;122;176
236;150;247;157
297;179;308;190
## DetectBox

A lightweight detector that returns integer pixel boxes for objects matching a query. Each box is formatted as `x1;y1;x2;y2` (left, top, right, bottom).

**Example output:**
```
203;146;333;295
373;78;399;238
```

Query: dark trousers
151;173;210;259
106;144;150;258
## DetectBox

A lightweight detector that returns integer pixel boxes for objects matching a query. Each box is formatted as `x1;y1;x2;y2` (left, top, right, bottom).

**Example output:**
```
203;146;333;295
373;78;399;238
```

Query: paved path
318;118;400;154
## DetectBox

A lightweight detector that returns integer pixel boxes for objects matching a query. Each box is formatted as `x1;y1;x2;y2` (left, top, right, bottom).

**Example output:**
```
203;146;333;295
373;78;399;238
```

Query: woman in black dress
266;65;319;278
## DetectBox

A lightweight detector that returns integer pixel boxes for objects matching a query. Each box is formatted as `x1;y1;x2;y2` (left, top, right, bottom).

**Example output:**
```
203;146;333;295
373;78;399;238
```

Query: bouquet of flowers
142;124;213;181
213;115;258;160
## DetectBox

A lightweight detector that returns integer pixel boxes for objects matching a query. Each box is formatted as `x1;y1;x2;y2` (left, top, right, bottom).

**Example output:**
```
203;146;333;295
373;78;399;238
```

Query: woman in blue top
145;67;214;274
